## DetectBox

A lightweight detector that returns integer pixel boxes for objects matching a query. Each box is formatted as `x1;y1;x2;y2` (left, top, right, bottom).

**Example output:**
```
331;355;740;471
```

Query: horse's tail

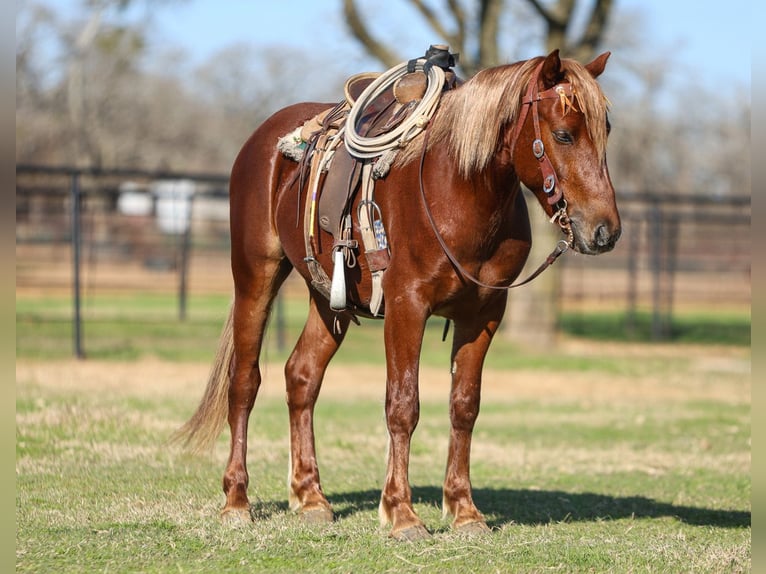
170;305;234;454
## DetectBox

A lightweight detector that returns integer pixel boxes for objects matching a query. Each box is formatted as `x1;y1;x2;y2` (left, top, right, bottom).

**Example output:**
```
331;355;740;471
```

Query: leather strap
508;60;576;206
303;131;337;299
357;161;388;316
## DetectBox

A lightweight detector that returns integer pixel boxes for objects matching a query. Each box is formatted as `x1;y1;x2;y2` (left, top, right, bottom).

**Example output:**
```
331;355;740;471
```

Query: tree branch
444;0;478;74
342;0;400;68
445;0;467;52
478;0;502;68
525;0;554;25
410;0;460;49
524;0;585;54
574;0;613;61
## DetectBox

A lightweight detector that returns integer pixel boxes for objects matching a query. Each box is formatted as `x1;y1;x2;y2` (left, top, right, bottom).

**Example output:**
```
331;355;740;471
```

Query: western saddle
277;45;459;317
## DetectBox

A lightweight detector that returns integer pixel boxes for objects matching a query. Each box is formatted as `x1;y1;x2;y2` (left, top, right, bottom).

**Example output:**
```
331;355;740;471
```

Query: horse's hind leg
222;257;293;524
285;293;351;523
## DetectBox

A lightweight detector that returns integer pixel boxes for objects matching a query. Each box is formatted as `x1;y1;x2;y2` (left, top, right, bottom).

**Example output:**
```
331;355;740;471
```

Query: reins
417;130;570;291
417;60;576;292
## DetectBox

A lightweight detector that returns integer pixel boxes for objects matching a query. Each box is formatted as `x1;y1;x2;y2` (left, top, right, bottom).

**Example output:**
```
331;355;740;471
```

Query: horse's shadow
251;486;750;529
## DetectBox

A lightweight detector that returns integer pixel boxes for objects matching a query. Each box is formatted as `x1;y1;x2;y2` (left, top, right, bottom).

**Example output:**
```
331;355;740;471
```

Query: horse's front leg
442;303;505;533
379;299;430;541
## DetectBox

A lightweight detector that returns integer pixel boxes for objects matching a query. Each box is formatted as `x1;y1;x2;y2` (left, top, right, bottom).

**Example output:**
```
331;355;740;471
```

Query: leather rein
418;60;575;292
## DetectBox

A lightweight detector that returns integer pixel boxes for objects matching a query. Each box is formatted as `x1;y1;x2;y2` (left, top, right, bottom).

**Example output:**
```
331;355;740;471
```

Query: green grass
16;357;750;573
16;293;751;571
561;310;751;346
16;293;751;365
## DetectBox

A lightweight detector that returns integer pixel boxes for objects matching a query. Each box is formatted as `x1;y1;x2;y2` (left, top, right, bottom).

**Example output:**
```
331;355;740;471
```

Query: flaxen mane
394;56;610;176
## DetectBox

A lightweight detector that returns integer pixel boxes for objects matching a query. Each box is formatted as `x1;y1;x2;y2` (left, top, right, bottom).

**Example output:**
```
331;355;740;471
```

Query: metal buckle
532;139;545;159
550;201;574;248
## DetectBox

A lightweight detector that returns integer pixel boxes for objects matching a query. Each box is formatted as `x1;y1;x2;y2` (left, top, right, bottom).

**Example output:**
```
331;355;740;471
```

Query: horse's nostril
595;225;609;247
594;223;622;251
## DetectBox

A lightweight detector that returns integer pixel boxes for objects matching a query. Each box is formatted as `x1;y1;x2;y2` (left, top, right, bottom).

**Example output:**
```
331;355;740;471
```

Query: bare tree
343;0;612;72
189;43;349;171
601;7;750;197
16;4;60;163
15;2;352;172
61;0;187;166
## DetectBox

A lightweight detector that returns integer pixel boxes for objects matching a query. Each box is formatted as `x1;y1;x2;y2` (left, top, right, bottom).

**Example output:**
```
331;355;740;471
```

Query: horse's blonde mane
394;56;610;176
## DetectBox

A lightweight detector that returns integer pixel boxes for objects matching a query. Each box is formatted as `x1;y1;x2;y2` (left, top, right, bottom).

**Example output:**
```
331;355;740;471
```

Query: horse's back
230;101;334;196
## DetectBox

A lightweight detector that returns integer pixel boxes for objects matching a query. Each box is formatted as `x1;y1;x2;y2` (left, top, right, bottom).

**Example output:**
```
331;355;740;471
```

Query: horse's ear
584;52;611;78
540;49;564;88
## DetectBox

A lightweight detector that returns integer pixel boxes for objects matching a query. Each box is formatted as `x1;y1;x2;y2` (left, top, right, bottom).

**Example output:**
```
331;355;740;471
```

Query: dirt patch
16;341;750;407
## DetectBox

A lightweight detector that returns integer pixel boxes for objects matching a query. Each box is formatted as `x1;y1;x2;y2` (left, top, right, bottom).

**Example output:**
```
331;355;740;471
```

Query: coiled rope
342;59;446;159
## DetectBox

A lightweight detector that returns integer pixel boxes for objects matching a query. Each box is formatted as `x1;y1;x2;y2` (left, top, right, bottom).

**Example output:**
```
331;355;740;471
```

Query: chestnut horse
176;49;621;540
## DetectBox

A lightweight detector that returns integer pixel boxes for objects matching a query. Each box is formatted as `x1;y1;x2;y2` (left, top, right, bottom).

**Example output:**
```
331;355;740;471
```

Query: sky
23;0;752;95
155;0;751;91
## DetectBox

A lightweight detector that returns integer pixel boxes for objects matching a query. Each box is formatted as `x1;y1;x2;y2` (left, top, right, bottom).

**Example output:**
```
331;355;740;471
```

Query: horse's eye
552;130;573;144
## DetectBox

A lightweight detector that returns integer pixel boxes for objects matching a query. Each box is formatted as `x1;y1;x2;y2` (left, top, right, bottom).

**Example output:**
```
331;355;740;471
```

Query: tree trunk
505;193;560;349
504;0;611;350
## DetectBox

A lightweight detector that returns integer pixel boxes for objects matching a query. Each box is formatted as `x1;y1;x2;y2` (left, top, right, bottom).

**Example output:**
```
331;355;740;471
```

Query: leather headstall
509;61;576;206
416;59;579;294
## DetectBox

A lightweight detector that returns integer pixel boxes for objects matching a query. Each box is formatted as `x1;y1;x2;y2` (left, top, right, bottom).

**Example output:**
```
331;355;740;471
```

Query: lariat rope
342;59;446;159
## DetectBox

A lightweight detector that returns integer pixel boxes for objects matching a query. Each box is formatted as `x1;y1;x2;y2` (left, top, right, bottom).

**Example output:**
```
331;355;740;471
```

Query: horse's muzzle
571;220;621;255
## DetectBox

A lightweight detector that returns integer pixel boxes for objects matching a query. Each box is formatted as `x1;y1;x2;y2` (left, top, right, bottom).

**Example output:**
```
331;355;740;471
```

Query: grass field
15;292;752;363
16;293;751;572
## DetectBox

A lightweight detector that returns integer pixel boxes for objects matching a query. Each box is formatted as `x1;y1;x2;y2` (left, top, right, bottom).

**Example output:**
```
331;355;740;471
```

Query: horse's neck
423;147;524;242
455;157;522;222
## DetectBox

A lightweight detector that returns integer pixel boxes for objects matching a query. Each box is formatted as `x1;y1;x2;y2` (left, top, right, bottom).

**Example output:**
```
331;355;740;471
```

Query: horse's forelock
561;59;610;163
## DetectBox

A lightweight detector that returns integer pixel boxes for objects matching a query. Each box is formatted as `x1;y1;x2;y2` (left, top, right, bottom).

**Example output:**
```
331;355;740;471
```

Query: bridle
508;59;576;209
417;59;576;292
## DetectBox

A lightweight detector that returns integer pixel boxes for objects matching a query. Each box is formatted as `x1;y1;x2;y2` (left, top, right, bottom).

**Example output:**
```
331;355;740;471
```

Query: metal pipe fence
16;164;751;357
558;190;750;339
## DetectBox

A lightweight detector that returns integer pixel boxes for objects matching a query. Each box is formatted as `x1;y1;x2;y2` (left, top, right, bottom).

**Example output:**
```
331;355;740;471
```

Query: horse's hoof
299;506;334;525
455;520;491;536
390;524;432;542
220;507;252;527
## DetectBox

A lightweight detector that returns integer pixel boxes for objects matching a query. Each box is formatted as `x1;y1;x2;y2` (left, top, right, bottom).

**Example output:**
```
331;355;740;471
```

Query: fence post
178;193;194;322
70;171;85;359
625;215;640;336
663;215;680;336
648;200;665;340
